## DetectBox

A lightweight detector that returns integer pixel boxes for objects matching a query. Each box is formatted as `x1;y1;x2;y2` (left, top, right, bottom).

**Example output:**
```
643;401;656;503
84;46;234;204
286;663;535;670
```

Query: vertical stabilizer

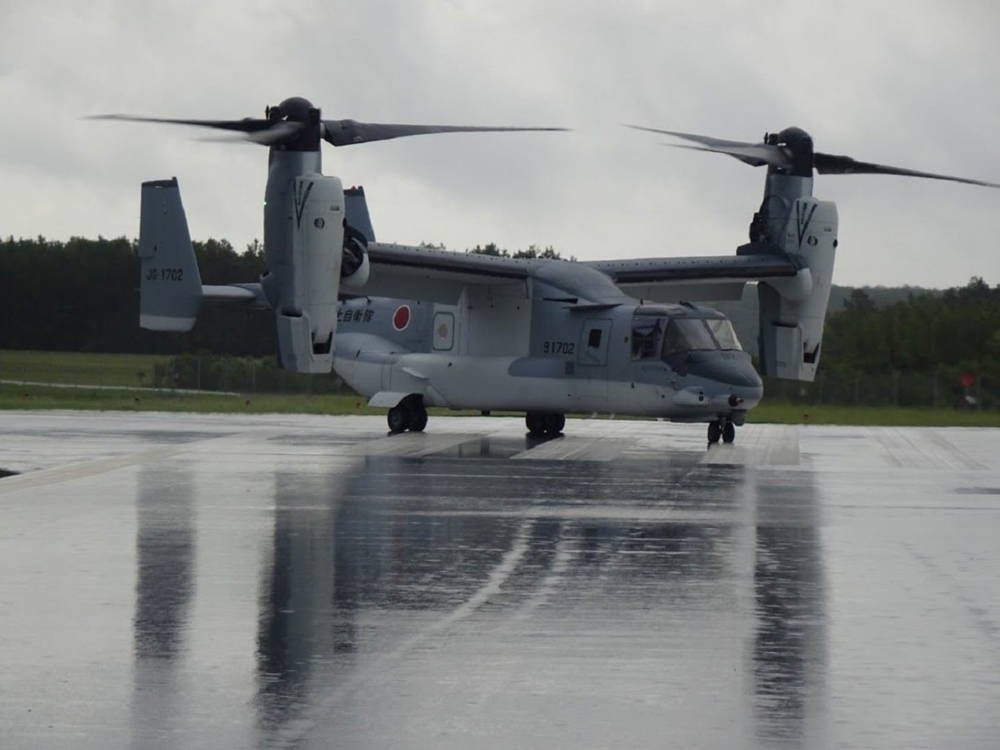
344;186;375;242
137;178;203;331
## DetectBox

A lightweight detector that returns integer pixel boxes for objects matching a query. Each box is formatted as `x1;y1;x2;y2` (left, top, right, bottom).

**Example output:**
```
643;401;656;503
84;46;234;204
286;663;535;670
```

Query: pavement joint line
269;519;537;748
0;427;282;495
0;379;241;396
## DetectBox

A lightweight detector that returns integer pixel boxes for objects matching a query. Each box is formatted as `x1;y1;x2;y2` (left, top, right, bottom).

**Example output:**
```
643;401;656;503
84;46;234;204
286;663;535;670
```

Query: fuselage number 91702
543;340;575;355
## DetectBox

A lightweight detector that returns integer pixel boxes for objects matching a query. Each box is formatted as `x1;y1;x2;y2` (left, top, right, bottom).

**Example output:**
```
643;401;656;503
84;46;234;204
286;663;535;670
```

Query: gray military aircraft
98;97;999;445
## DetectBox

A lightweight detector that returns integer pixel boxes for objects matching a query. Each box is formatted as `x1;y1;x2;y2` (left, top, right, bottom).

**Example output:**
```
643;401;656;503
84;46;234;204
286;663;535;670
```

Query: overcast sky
2;0;998;287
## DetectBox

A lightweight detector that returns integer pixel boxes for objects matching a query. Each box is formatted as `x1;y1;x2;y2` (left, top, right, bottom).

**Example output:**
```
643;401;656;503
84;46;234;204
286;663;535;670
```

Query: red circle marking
392;304;411;331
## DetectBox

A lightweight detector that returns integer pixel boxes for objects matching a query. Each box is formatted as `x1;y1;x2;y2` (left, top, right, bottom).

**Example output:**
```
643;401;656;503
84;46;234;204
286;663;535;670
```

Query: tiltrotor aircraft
98;97;999;445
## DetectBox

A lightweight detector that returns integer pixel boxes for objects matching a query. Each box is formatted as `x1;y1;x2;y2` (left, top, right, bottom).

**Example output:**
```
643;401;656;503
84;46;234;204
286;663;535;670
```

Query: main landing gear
387;396;428;434
707;418;736;447
526;412;565;437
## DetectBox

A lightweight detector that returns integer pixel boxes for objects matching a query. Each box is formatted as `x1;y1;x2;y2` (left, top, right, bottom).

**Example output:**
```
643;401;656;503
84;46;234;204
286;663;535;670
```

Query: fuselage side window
631;318;663;359
661;320;687;358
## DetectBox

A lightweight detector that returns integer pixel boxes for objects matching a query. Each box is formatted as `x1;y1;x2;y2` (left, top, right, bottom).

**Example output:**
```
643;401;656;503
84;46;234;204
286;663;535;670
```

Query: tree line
0;236;274;356
2;236;998;404
793;280;1000;407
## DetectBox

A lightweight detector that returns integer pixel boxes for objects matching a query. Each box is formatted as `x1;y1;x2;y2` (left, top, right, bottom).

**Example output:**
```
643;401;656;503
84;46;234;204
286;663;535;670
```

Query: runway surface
1;411;999;748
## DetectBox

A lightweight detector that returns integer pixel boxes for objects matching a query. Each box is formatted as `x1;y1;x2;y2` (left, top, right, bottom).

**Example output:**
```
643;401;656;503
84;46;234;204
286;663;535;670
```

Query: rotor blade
196;122;305;145
666;143;779;168
627;124;792;169
813;152;1000;188
88;114;274;134
245;121;304;144
322;119;567;147
626;124;760;150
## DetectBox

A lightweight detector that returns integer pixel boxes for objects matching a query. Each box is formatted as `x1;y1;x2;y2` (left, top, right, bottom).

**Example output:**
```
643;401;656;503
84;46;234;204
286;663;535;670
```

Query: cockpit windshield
706;318;742;350
631;313;743;360
662;318;717;357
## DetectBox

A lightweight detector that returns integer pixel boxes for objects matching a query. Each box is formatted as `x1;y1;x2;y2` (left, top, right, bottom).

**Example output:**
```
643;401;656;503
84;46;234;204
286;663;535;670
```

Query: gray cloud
1;0;998;287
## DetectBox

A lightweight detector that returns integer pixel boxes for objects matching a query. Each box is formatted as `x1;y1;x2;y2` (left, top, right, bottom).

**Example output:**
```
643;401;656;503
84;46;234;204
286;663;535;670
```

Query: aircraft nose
685;355;763;389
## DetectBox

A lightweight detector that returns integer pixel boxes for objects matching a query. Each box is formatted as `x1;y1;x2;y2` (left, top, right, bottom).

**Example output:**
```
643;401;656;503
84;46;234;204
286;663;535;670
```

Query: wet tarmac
1;411;999;748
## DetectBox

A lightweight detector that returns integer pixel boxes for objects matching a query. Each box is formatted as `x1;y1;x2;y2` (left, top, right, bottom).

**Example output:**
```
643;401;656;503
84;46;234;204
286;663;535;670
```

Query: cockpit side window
706;318;742;350
631;318;663;359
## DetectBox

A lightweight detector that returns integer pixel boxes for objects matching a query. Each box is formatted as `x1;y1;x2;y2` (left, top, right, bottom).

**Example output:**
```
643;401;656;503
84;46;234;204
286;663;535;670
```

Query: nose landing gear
526;412;565;437
707;418;736;447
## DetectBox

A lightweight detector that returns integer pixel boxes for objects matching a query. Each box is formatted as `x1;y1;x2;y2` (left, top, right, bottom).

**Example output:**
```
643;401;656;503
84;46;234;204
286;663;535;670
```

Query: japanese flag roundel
392;304;411;331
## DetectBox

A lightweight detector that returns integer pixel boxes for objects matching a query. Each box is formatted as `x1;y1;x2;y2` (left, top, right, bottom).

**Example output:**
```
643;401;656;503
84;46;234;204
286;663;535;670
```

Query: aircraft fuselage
333;281;763;423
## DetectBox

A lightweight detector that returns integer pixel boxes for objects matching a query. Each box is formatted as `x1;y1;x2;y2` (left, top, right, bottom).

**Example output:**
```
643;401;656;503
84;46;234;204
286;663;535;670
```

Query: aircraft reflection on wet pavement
235;445;827;747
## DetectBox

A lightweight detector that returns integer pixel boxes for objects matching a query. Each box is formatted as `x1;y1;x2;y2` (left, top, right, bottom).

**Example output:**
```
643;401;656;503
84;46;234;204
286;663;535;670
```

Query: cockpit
630;307;742;361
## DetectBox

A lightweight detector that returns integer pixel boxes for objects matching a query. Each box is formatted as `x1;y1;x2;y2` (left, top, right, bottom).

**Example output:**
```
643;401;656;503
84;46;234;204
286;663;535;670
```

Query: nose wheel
707;419;736;446
526;412;565;437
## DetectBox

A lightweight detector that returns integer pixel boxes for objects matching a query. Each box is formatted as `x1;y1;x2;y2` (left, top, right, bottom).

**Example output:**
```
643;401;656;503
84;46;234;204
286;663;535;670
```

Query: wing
360;245;800;305
363;243;532;303
585;253;799;302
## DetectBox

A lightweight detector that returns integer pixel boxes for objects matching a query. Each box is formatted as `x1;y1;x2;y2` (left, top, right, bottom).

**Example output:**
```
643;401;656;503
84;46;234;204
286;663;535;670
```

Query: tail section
755;196;838;381
137;178;203;331
137;174;345;373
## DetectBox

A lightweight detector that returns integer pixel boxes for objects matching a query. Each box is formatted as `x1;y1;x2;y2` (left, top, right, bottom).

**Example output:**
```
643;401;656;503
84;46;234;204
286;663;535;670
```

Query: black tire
722;421;736;444
707;421;722;445
408;406;428;432
387;405;407;433
545;414;566;434
526;412;545;435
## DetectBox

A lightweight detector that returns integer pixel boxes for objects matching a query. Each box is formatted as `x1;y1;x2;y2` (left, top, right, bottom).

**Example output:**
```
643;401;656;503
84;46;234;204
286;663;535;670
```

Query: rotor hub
269;96;315;122
767;126;814;177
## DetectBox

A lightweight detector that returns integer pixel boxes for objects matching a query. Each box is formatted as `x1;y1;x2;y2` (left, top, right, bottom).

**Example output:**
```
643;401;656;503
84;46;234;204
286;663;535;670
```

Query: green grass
0;383;381;415
2;350;1000;426
4;382;1000;426
750;401;1000;427
0;349;169;387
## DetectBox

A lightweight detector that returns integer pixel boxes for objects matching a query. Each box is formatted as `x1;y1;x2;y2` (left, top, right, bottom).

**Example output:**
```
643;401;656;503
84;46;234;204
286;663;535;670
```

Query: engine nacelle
270;174;345;373
758;197;838;381
341;225;370;288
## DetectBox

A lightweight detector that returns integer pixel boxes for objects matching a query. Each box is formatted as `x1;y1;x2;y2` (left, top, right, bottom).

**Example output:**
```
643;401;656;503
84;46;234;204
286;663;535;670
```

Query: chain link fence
764;370;998;409
152;354;350;394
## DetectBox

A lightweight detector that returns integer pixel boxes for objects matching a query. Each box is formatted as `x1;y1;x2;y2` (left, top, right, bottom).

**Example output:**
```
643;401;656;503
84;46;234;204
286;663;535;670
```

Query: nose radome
685;356;762;389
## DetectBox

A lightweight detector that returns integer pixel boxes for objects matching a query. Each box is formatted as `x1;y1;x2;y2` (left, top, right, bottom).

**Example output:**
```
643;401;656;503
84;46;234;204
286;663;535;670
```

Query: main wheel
545;414;566;434
526;412;545;436
722;421;736;444
408;404;428;432
387;405;408;433
707;421;722;445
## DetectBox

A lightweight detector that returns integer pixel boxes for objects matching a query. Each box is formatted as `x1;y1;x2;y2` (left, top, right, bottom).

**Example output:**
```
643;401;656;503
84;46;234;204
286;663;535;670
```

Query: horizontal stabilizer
201;283;269;307
137;178;202;331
